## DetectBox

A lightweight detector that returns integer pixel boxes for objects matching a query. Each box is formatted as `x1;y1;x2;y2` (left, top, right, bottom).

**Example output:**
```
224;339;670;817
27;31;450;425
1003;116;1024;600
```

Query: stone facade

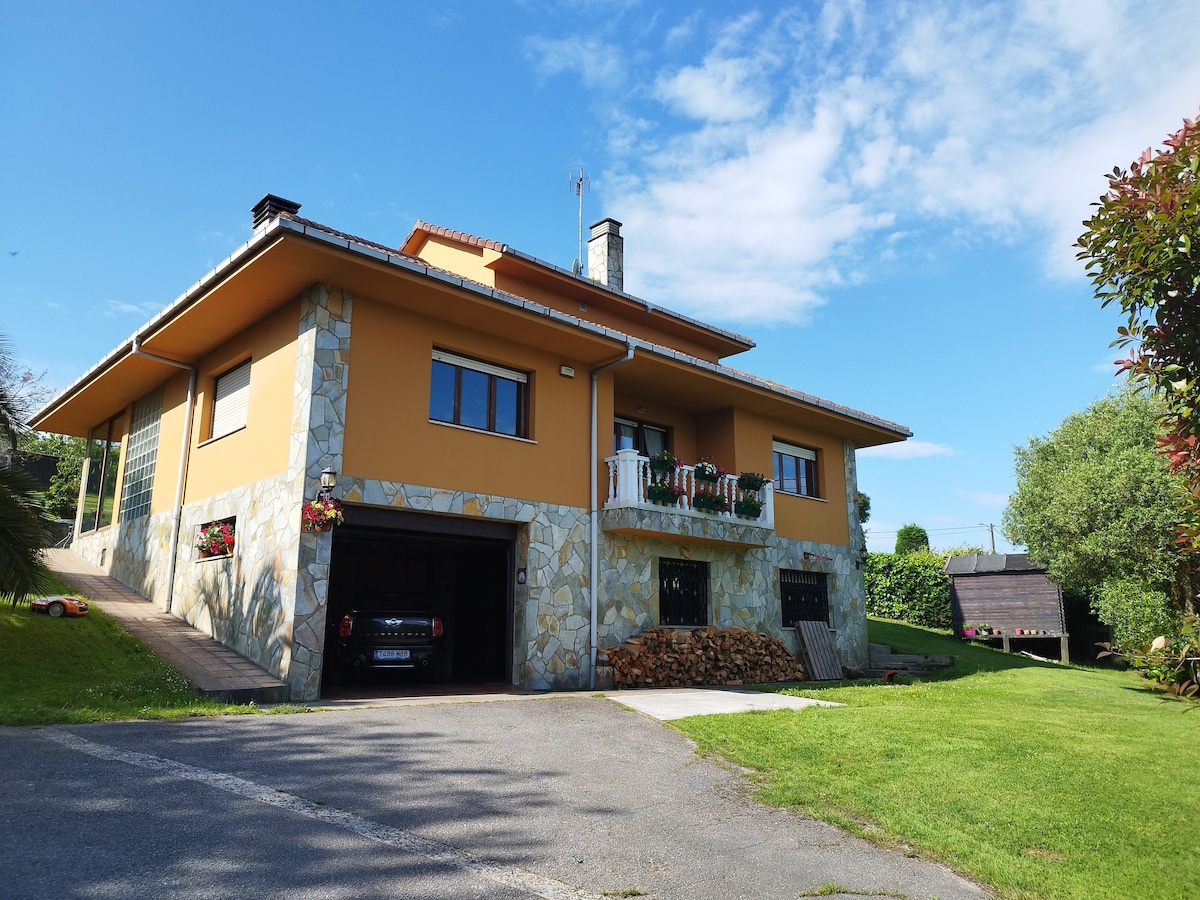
67;282;872;699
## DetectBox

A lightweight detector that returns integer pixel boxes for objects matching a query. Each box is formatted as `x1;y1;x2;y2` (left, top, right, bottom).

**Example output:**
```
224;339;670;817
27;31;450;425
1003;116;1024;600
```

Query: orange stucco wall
183;301;300;502
343;296;595;507
732;409;849;546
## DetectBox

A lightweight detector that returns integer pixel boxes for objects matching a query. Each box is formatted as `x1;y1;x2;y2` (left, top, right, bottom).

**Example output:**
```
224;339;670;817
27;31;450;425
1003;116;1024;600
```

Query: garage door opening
320;521;514;697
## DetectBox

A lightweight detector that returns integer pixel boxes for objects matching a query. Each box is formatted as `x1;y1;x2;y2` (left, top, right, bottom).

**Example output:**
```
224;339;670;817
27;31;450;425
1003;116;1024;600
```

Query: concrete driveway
1;695;987;899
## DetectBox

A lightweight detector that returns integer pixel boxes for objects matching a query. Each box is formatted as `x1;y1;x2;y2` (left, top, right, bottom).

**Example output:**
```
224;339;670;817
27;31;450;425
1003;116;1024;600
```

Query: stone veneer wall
339;477;592;691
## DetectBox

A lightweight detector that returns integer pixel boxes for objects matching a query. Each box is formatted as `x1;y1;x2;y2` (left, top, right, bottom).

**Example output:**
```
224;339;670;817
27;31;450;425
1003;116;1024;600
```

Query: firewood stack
599;626;806;688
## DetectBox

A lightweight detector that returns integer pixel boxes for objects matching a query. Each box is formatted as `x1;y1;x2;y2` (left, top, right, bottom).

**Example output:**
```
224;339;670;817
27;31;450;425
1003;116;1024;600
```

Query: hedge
863;551;951;629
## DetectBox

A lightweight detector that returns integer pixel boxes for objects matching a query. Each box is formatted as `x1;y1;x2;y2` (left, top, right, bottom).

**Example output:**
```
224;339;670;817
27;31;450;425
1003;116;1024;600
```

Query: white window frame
211;360;251;440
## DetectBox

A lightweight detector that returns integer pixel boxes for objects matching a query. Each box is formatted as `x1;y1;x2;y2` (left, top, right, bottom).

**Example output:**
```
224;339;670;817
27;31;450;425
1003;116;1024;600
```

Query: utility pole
987;523;996;554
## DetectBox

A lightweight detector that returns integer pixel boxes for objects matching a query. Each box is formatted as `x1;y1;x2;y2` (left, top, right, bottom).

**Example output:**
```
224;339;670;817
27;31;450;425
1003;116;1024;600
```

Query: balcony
600;448;775;548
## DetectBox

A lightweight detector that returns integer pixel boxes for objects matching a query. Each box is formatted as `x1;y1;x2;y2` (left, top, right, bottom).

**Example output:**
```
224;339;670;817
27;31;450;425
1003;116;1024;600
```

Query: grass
0;576;297;725
674;618;1200;900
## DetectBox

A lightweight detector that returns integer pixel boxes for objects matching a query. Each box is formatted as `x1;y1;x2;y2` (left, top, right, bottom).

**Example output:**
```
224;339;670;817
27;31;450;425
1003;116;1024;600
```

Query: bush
894;523;930;555
1093;577;1179;649
864;551;951;629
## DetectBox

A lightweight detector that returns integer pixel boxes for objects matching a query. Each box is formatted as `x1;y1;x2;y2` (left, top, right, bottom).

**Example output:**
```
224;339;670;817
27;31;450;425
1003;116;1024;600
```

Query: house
945;553;1069;662
31;194;911;701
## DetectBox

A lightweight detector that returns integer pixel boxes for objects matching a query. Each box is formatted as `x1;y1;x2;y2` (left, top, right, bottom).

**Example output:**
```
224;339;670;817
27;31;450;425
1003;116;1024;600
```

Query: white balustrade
603;448;774;528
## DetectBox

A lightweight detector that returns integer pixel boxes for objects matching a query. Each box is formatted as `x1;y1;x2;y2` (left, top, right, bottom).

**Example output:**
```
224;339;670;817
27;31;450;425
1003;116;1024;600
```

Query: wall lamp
319;466;338;498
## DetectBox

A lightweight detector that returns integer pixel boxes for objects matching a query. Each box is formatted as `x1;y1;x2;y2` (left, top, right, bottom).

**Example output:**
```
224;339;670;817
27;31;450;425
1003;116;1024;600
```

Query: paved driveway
1;696;987;899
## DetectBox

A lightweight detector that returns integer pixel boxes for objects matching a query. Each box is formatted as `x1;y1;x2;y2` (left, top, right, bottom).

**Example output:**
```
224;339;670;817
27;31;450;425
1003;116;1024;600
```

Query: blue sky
3;0;1198;552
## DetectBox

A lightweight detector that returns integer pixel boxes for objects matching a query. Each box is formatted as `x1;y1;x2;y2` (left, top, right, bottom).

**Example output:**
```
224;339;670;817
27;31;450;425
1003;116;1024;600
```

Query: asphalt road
1;696;988;899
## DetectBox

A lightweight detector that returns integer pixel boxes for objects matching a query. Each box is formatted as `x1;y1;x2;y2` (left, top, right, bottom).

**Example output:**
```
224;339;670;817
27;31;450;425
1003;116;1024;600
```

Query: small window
196;516;236;559
780;569;829;626
211;360;251;439
773;440;818;497
659;557;710;626
614;417;667;457
429;350;529;437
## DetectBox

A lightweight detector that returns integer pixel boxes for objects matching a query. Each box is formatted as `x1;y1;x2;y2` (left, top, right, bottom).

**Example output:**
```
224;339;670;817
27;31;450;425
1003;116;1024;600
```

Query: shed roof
944;553;1044;575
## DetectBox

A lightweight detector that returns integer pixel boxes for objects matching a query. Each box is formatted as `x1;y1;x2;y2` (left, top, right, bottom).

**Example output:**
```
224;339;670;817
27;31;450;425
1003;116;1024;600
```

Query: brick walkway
44;549;290;704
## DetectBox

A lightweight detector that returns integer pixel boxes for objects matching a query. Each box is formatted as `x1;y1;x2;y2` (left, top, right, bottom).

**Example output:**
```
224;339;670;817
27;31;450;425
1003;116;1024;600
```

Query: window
659;557;709;626
211;360;251;439
773;440;819;497
780;569;829;626
119;389;163;521
429;350;528;437
614;417;667;457
81;416;122;533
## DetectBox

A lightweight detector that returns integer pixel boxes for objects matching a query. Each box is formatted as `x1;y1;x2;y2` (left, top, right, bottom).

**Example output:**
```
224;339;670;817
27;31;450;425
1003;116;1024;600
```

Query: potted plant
301;496;345;532
692;490;730;513
734;496;763;519
646;481;684;506
961;623;978;637
196;521;235;557
736;472;768;491
649;449;681;477
693;461;727;483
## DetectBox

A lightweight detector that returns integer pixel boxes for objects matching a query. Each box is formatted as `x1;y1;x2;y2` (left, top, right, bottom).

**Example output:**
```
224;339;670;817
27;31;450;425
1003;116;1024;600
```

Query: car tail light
432;617;443;637
339;615;354;638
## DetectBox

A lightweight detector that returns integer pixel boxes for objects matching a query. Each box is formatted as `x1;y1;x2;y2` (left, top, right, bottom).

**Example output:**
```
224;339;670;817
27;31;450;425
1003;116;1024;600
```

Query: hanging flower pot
301;496;345;532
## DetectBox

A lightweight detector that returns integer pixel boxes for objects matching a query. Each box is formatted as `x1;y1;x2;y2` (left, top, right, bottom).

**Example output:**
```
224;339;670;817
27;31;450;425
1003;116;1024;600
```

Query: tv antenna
569;168;590;276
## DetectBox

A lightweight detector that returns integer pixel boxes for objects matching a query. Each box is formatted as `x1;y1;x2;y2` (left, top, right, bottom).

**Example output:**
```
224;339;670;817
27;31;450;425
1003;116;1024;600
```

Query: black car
334;609;445;677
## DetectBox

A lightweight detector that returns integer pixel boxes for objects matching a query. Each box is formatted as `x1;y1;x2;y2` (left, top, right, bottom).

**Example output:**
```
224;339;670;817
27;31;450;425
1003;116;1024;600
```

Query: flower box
692;491;730;514
646;481;684;505
693;461;727;483
734;497;763;519
736;472;768;491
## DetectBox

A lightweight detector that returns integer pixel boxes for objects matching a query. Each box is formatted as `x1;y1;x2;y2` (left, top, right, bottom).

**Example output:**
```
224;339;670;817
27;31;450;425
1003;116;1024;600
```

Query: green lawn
0;577;295;724
675;618;1199;900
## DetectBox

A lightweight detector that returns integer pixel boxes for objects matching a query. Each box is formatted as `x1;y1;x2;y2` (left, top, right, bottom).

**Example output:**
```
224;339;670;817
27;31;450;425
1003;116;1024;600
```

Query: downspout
589;341;636;689
130;335;197;614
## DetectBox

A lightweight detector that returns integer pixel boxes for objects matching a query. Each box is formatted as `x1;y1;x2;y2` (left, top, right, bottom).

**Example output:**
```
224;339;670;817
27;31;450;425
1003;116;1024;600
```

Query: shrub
894;523;930;555
864;551;951;629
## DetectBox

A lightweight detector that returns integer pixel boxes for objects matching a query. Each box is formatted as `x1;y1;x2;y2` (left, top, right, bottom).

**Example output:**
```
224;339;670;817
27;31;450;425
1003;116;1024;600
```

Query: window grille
659;558;710;626
119;389;163;520
781;569;829;626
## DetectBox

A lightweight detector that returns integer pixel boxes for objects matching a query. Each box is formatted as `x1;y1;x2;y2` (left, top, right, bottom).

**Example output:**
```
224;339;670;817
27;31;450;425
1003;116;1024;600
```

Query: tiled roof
407;220;508;253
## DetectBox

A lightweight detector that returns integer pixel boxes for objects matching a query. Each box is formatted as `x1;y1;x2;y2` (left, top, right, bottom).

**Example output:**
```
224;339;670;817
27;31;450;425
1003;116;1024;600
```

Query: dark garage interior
320;520;513;697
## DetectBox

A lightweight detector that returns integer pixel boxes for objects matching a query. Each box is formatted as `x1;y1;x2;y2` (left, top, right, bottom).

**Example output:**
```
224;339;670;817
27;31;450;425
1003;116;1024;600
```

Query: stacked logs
599;626;806;688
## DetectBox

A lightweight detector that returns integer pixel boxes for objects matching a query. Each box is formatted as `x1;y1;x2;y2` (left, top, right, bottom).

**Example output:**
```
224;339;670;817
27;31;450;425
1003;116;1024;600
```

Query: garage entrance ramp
43;549;290;704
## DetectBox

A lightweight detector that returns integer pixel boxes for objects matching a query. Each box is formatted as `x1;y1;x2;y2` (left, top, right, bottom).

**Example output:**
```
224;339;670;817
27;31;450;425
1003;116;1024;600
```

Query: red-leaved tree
1077;111;1200;560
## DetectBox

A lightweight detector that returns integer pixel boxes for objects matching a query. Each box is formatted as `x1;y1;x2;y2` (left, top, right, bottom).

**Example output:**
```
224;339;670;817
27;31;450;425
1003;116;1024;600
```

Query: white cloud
551;0;1200;324
858;440;957;460
958;489;1010;508
523;36;625;90
101;300;159;320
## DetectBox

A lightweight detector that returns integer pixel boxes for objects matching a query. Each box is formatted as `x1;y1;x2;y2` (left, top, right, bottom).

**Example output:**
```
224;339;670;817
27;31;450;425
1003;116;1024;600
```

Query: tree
17;432;86;520
1077;110;1200;554
855;491;871;524
894;523;929;555
1002;387;1194;646
0;334;54;601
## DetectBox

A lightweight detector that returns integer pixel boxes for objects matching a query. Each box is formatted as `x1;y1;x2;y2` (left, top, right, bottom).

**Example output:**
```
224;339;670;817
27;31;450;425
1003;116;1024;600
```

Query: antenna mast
569;168;590;275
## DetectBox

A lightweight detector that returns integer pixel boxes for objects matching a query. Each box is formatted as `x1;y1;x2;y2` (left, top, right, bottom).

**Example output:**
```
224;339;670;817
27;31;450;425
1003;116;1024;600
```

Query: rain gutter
129;335;196;614
589;341;636;689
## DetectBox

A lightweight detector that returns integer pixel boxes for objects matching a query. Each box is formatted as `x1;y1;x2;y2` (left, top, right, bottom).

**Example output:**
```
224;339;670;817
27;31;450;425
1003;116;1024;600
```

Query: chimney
587;217;623;292
251;194;302;229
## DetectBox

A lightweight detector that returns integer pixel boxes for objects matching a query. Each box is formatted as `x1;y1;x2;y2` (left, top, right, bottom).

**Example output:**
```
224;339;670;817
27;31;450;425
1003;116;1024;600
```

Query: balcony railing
603;448;775;528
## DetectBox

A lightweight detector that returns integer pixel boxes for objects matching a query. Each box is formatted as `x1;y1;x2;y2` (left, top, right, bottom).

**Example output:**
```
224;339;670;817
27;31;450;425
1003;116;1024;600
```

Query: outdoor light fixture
319;467;338;498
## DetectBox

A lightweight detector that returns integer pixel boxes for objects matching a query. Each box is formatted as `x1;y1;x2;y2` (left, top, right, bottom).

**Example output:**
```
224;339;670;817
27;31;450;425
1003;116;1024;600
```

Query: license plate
374;649;411;661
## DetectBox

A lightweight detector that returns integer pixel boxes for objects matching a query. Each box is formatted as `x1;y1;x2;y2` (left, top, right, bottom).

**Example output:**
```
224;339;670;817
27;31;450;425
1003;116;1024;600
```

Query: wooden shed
945;553;1069;662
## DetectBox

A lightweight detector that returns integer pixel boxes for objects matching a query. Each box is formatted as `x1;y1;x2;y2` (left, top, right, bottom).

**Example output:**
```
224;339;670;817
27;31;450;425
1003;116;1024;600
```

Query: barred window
780;569;829;626
659;558;710;627
119;389;163;521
